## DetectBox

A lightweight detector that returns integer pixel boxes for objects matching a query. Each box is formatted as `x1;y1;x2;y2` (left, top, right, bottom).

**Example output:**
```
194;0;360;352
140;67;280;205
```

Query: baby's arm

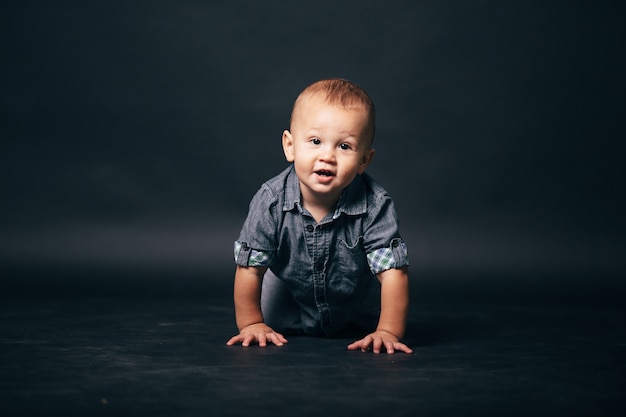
347;267;412;354
226;265;288;347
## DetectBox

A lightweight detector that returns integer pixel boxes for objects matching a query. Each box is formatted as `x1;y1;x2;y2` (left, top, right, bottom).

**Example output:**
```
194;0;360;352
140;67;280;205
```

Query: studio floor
1;280;625;417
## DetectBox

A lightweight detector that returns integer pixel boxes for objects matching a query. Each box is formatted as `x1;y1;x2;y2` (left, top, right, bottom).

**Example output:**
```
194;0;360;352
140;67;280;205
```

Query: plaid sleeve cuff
366;238;409;274
234;241;275;267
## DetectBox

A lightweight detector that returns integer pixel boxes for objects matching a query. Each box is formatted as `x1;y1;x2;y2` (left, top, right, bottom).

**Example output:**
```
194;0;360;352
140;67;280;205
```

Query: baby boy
227;79;412;354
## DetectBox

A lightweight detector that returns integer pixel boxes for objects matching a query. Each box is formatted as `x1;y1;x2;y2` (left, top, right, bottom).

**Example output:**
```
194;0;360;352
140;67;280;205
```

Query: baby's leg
261;269;302;335
348;284;381;334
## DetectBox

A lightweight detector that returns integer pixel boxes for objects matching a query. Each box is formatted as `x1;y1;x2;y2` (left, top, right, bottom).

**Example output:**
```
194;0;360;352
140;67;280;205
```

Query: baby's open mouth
316;170;334;177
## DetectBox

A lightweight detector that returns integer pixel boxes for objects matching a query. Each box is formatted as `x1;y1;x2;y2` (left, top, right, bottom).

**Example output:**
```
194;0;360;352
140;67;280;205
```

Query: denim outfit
234;165;409;336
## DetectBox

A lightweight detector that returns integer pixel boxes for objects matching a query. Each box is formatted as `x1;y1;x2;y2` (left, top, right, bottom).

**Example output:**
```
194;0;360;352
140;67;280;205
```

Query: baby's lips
315;169;335;176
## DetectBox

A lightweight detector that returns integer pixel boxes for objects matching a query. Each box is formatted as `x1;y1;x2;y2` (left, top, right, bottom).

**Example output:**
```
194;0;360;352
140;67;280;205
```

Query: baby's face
282;95;374;205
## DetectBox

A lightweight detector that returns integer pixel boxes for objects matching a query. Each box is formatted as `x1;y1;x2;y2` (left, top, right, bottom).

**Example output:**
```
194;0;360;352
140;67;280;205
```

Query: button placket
301;216;332;332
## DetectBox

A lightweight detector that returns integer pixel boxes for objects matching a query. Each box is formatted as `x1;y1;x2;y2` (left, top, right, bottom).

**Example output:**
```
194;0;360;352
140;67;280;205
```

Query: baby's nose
320;146;336;160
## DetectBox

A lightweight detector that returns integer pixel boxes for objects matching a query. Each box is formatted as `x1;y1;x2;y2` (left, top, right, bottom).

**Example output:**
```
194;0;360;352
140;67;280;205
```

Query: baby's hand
226;323;288;347
347;330;413;354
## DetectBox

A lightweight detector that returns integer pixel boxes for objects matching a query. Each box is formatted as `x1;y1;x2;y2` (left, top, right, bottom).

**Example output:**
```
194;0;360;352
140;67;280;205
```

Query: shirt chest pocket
336;237;371;279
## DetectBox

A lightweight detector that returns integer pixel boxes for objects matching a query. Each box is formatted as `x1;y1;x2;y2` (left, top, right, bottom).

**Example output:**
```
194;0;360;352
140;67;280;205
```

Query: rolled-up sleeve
362;190;409;274
234;241;275;267
366;238;409;274
234;185;278;267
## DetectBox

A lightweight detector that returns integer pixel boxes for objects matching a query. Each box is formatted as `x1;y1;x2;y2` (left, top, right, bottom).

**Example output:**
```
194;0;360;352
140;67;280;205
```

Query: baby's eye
310;138;321;145
339;143;352;150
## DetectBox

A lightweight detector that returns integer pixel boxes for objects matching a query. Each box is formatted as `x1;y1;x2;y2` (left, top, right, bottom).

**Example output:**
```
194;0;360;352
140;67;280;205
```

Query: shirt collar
282;165;368;217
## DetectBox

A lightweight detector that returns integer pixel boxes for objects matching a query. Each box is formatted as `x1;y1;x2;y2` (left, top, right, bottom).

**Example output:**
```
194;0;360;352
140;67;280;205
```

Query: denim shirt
234;165;409;336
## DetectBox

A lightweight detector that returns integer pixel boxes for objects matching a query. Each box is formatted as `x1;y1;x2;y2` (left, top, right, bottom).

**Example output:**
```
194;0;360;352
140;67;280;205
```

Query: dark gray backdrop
2;1;624;300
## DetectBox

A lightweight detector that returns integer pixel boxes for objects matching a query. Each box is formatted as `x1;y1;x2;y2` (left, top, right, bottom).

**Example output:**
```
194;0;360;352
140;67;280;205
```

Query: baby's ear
282;130;295;162
358;148;375;174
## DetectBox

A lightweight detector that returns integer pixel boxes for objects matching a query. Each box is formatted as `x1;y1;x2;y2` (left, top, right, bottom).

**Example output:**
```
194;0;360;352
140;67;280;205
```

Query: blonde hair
290;78;376;144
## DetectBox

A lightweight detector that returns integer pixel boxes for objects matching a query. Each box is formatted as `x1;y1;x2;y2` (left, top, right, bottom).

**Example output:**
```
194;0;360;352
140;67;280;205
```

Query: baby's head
283;79;377;206
289;78;376;146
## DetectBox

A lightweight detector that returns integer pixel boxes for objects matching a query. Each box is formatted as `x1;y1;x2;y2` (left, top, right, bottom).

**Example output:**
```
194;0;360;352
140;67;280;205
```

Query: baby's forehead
295;93;369;117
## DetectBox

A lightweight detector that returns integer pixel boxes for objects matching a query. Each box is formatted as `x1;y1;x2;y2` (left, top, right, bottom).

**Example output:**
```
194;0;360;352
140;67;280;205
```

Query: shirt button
392;240;400;248
241;242;249;251
306;224;314;232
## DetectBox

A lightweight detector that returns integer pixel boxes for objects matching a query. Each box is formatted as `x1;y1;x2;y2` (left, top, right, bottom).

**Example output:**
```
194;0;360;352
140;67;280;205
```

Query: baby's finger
275;332;288;344
346;340;360;350
241;333;256;347
267;332;285;347
361;335;373;352
372;337;384;354
393;342;414;354
347;336;371;351
225;335;243;346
